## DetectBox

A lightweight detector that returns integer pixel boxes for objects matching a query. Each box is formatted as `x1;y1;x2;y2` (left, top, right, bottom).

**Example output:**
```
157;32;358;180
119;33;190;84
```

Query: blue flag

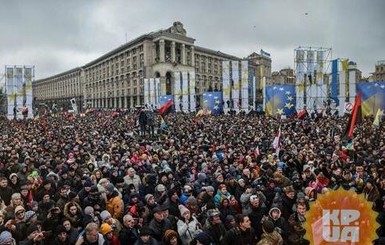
265;84;296;116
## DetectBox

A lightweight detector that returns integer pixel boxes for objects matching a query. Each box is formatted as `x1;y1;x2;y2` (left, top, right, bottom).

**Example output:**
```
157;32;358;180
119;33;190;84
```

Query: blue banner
202;92;223;115
331;59;339;106
265;84;296;116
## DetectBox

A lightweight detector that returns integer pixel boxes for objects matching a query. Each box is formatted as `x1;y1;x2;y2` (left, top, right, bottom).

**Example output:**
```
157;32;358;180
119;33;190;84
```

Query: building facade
373;60;385;81
33;22;269;110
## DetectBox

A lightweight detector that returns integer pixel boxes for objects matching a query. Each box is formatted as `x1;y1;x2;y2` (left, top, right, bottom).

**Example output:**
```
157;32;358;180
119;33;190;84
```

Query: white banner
143;78;150;107
222;61;231;112
295;50;305;110
182;71;189;112
24;66;34;118
71;98;78;114
149;78;155;109
6;67;15;119
174;71;182;112
232;61;239;111
155;78;161;109
241;60;249;110
189;71;196;112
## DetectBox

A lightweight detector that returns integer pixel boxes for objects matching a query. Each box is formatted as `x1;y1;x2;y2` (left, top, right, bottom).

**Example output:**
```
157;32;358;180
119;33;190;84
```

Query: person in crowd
134;226;158;245
176;205;201;245
256;220;283;245
221;214;255;245
74;222;106;245
119;214;139;245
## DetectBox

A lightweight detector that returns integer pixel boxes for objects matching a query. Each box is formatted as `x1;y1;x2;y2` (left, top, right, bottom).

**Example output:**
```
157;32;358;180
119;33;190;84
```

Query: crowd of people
0;108;384;245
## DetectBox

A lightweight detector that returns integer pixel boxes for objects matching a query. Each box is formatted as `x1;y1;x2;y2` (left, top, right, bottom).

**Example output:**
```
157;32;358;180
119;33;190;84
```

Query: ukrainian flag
357;81;385;116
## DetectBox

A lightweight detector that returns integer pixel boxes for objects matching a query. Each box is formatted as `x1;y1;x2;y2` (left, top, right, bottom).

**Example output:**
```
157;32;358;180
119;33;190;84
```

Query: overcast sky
0;0;384;81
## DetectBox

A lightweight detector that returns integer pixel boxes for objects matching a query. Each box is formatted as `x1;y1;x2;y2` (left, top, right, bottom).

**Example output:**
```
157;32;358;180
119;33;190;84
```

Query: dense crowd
0;109;384;245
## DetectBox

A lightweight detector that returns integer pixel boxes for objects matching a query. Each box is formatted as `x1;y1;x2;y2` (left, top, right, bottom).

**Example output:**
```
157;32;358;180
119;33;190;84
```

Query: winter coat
256;231;283;245
106;191;124;220
177;216;202;245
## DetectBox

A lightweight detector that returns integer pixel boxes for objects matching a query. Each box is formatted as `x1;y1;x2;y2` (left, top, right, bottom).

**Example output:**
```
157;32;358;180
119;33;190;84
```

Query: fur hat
139;227;153;236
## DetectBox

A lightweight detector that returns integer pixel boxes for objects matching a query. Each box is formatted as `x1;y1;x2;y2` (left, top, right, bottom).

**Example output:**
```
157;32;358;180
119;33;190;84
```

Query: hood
268;206;282;220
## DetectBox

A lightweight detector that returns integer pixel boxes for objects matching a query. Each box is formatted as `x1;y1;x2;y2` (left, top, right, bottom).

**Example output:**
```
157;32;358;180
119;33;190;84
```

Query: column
181;44;186;65
152;43;157;63
191;46;195;65
125;96;128;108
159;39;165;62
130;96;134;108
171;41;176;63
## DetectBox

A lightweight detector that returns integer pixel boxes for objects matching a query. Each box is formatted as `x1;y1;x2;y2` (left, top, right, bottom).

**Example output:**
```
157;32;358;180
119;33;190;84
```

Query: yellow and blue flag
265;85;296;116
357;81;385;117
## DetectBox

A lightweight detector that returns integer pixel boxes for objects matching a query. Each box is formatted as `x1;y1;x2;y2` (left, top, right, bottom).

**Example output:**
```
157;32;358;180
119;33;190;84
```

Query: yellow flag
373;108;384;126
341;59;349;72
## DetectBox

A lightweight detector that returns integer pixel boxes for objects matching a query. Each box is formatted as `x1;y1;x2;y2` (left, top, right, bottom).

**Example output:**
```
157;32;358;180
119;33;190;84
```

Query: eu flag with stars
265;85;296;116
202;92;223;115
357;81;385;116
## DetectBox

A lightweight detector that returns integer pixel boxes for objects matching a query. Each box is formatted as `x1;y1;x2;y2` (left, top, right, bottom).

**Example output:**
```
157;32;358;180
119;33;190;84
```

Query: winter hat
195;232;212;245
9;173;18;180
105;183;115;193
14;206;25;214
84;206;94;216
164;229;178;241
55;225;67;235
100;210;111;222
178;205;190;215
0;231;12;245
186;196;197;206
197;173;207;182
205;186;215;192
262;220;275;233
26;224;39;235
145;194;154;203
167;189;178;198
139;226;153;236
100;223;113;235
225;215;235;223
84;179;93;188
30;201;38;208
25;210;36;222
155;184;166;192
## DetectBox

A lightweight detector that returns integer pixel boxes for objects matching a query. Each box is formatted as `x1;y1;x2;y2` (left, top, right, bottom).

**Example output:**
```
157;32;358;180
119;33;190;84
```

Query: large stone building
373;60;385;81
33;22;270;110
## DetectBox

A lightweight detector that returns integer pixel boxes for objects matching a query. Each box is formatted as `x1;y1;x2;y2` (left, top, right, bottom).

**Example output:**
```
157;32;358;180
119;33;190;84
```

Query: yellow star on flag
214;105;219;110
285;91;291;95
277;108;284;115
285;103;294;109
287;96;293;101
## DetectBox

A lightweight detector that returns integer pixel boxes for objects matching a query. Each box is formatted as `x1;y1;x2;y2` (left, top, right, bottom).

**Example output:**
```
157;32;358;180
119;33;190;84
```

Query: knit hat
55;225;67;235
0;231;12;245
100;210;111;222
186;196;197;206
25;210;36;222
225;215;235;223
197;173;207;181
100;223;113;235
178;205;190;215
205;186;215;192
84;179;93;188
164;229;178;241
195;232;212;245
262;220;275;233
84;206;94;216
14;205;25;214
105;183;115;193
145;194;154;203
9;173;18;180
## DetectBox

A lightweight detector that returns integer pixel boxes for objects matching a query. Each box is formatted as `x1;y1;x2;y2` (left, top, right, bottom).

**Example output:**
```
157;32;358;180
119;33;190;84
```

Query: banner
331;59;339;106
155;78;160;108
24;66;33;118
6;67;15;119
265;84;296;117
71;98;78;114
174;71;182;112
232;61;239;110
189;71;196;112
222;61;231;111
182;71;189;112
240;60;249;110
295;50;305;110
149;78;156;109
143;78;150;107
